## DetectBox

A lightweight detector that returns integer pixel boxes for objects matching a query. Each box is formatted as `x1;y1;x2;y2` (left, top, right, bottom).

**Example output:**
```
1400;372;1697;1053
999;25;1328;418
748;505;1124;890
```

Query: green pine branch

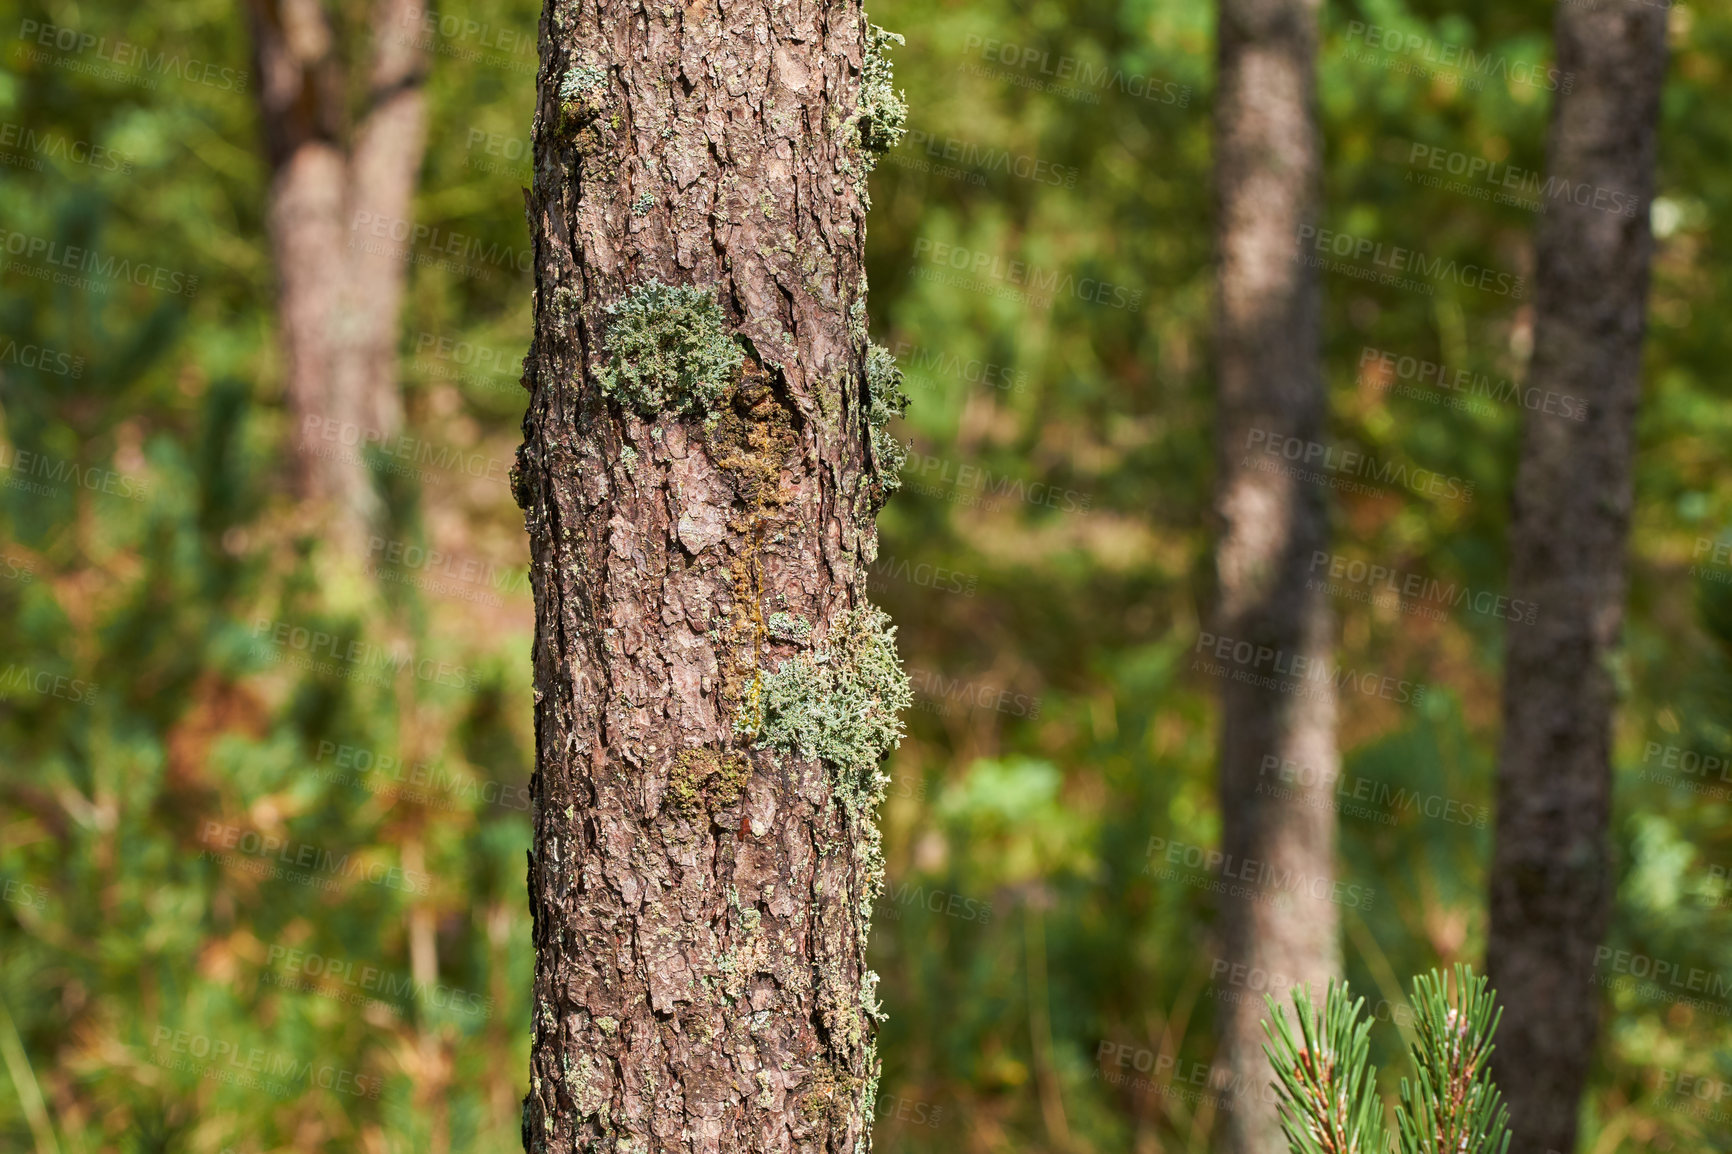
1261;967;1512;1154
1262;982;1385;1154
1395;965;1511;1154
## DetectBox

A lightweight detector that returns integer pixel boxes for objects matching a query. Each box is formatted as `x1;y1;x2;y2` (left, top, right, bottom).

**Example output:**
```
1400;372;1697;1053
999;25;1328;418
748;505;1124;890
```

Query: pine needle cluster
1262;965;1512;1154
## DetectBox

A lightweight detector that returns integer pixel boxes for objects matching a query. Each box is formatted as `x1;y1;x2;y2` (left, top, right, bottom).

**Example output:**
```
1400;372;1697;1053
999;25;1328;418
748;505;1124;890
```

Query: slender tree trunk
331;0;427;444
1487;5;1667;1152
249;0;427;543
1209;1;1337;1149
515;4;907;1151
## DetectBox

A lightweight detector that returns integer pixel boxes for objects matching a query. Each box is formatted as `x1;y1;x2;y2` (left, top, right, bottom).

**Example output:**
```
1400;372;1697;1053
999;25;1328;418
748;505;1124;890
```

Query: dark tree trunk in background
1488;4;1668;1152
1209;0;1337;1149
515;3;907;1151
249;0;427;544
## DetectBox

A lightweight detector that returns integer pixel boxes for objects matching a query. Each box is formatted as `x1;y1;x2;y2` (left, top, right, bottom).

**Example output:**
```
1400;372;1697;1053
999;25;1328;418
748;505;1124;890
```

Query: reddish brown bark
515;2;906;1151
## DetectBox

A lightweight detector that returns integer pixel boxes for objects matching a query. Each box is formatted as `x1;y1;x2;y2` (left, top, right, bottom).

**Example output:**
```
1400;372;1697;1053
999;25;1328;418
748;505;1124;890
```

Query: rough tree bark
1487;4;1668;1152
514;3;909;1151
1209;0;1338;1149
249;0;428;542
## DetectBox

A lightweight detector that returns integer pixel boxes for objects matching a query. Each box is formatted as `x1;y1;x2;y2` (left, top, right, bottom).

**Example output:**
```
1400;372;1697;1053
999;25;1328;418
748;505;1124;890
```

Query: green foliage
1263;969;1511;1154
757;604;912;809
3;0;1731;1147
1395;967;1510;1154
599;281;744;418
1263;983;1386;1154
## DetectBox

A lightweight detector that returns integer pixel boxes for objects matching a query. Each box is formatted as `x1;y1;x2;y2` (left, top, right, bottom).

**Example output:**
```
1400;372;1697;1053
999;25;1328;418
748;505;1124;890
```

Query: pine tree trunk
249;0;427;543
514;4;907;1151
1487;5;1667;1152
1209;1;1338;1150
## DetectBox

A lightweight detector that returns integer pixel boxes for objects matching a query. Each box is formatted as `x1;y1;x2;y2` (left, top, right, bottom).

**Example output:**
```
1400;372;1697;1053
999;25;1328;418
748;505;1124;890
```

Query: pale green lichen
560;64;606;103
848;294;869;343
865;343;909;500
631;191;656;216
768;611;812;641
856;24;908;164
757;604;911;810
600;281;744;418
559;63;608;129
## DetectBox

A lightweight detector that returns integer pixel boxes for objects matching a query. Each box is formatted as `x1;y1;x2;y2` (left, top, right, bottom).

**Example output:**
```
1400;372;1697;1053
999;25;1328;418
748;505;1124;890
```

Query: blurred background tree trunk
1488;4;1669;1152
516;3;902;1150
248;0;427;546
1209;0;1338;1149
